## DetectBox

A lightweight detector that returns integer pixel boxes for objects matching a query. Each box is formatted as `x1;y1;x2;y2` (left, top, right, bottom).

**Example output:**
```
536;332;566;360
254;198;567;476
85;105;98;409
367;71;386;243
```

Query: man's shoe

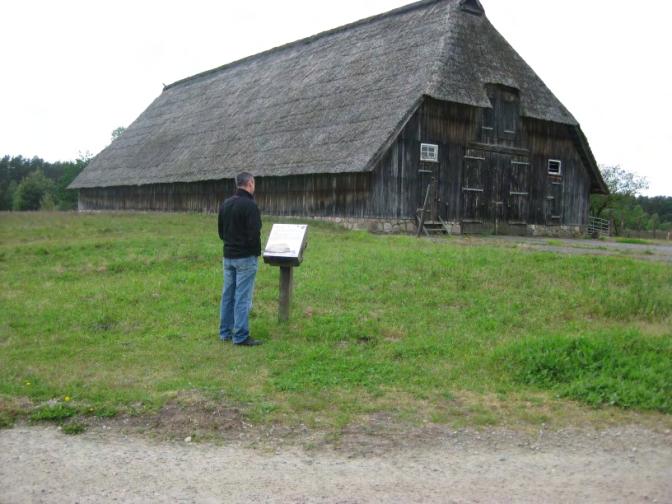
234;337;263;346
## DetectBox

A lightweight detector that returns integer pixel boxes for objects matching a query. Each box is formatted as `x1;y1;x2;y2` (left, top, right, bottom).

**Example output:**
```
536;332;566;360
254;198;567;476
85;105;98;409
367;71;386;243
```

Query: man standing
218;172;263;346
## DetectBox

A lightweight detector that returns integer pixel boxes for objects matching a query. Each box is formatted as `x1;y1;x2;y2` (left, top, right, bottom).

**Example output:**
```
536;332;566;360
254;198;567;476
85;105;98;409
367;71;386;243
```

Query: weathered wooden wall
79;181;232;212
368;95;593;230
254;173;372;217
79;173;375;216
525;119;592;226
79;93;595;234
368;99;476;220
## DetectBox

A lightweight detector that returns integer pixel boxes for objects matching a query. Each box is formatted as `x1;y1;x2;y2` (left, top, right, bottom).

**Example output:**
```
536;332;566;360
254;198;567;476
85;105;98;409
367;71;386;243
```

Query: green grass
30;404;76;422
62;422;86;435
498;331;672;413
1;212;671;430
615;238;651;245
0;412;14;428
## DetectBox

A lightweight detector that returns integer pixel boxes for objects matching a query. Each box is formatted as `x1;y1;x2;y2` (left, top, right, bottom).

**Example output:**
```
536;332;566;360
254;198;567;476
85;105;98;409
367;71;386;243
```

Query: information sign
263;224;308;265
262;224;308;322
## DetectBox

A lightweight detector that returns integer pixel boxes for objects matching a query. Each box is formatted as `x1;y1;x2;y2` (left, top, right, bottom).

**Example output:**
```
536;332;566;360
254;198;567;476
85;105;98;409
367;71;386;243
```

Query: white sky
1;0;671;196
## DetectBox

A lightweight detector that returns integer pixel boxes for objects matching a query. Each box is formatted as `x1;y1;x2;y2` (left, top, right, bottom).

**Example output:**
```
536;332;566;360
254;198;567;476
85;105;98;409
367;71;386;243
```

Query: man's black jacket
218;189;262;258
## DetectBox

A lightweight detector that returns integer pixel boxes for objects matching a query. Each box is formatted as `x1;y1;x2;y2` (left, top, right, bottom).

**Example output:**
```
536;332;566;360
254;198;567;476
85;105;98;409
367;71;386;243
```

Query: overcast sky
1;0;671;196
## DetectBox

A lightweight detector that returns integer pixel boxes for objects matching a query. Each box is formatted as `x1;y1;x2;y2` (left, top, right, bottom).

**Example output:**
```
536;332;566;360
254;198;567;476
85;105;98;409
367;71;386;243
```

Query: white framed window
548;159;562;175
420;143;439;163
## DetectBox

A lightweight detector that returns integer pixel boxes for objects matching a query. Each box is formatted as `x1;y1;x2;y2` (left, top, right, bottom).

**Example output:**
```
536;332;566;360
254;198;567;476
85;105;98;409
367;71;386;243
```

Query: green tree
638;196;672;225
1;153;92;211
624;203;647;231
603;165;649;196
54;154;90;210
111;127;126;142
1;180;18;211
591;165;649;235
649;213;660;238
40;192;57;211
12;170;55;211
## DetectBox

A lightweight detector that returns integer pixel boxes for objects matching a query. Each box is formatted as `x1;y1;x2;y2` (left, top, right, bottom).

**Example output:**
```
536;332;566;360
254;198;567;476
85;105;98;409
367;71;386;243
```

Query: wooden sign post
263;224;308;322
278;265;293;322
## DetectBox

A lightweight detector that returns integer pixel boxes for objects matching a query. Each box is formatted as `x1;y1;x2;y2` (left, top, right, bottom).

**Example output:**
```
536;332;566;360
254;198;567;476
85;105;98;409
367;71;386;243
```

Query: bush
498;331;672;413
40;192;57;211
12;170;55;211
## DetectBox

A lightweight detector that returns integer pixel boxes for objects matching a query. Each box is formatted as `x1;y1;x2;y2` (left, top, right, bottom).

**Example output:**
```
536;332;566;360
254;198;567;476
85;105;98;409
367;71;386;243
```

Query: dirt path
2;426;671;503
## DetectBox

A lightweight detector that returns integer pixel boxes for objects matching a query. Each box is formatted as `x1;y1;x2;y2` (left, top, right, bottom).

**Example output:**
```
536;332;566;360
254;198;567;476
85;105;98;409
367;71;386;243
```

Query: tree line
0;154;90;211
590;165;672;235
0;129;124;212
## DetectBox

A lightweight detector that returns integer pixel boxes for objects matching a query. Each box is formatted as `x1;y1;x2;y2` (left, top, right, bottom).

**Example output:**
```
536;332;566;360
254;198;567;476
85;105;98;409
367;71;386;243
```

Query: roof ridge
164;0;451;91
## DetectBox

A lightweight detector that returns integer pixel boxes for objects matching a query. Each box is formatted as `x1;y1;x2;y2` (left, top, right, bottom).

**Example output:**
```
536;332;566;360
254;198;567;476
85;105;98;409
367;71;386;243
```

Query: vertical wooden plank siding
524;119;592;226
368;97;593;227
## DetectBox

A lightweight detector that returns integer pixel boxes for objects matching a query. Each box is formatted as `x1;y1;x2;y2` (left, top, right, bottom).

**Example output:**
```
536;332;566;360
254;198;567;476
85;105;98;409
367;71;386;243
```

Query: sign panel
263;224;308;264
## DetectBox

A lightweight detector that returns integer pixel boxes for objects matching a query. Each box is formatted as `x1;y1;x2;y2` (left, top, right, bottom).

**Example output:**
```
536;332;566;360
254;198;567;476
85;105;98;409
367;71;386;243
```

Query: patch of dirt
119;397;246;438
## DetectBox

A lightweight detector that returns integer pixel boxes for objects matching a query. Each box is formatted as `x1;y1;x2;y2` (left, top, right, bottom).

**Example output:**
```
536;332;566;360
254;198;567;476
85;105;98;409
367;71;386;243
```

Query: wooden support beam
278;266;294;322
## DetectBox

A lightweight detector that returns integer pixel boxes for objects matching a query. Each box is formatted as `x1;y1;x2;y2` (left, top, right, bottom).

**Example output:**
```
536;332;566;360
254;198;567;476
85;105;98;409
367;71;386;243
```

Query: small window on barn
502;100;517;134
420;143;439;163
548;159;562;175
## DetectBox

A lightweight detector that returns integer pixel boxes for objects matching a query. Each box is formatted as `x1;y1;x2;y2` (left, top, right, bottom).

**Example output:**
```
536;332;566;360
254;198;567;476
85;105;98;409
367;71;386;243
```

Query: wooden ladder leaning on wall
416;181;451;237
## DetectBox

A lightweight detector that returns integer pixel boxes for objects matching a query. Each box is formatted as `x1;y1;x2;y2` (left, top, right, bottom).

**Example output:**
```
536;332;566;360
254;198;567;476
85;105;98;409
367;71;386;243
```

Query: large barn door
499;157;530;235
461;149;494;234
461;150;530;235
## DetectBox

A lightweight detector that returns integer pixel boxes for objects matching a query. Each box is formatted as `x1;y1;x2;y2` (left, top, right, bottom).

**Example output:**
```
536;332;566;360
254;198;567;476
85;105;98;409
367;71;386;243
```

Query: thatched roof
71;0;604;191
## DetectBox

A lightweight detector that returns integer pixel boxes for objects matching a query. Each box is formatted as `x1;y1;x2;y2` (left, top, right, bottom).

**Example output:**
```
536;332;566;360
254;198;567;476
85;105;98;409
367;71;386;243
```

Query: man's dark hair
236;172;254;187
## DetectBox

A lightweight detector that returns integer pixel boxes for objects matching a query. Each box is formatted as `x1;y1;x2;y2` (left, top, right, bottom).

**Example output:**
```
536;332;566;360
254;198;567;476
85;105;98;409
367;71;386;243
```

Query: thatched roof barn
71;0;607;236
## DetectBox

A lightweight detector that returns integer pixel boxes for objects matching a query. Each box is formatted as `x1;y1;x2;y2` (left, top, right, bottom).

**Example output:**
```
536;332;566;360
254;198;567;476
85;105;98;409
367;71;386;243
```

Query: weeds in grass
499;331;672;413
30;404;77;422
0;412;14;428
245;402;279;423
597;268;672;321
62;422;86;435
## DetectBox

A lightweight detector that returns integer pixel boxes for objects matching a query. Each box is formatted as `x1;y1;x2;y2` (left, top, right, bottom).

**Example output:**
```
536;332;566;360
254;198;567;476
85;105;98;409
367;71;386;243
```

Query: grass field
1;212;671;434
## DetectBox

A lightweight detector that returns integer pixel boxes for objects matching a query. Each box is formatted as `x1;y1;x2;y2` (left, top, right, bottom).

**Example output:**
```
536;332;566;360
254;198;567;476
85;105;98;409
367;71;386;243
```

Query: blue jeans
219;256;258;344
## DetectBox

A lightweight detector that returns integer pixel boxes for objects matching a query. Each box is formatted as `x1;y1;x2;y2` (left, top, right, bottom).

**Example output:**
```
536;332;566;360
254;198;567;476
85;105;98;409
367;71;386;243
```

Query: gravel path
2;426;671;503
464;235;672;263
